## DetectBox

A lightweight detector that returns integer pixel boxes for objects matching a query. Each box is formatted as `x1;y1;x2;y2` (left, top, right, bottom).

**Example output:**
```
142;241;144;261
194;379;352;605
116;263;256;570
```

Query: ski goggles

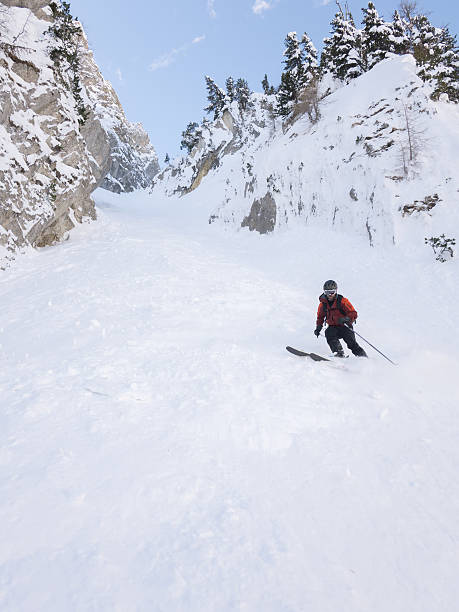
324;289;337;296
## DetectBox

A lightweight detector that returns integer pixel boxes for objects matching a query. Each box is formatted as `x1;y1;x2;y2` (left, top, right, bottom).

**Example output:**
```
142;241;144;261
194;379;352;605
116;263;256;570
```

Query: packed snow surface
1;189;458;611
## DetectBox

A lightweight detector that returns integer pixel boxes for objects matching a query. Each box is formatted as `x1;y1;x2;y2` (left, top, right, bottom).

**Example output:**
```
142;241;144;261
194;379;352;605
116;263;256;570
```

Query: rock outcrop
0;1;159;267
0;2;96;265
1;0;48;18
78;32;159;194
152;95;276;201
153;56;459;246
241;193;277;234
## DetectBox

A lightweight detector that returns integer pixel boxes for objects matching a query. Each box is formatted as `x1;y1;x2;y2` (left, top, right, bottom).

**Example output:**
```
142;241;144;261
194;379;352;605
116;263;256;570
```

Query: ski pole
350;328;397;366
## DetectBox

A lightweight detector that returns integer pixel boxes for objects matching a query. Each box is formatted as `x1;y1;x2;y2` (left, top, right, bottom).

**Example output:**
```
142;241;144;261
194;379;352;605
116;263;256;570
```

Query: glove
339;316;352;327
314;326;322;337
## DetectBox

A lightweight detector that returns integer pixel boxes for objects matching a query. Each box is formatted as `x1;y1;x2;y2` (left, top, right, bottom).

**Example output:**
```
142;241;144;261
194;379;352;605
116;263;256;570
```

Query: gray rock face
153;96;275;200
99;123;159;193
0;2;96;265
241;193;277;234
78;33;159;194
1;0;47;7
1;0;48;18
185;143;225;194
0;2;159;266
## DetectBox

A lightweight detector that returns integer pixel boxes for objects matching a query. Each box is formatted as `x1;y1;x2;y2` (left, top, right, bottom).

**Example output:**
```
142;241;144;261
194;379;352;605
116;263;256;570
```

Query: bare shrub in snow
399;0;421;39
396;99;427;175
425;234;456;262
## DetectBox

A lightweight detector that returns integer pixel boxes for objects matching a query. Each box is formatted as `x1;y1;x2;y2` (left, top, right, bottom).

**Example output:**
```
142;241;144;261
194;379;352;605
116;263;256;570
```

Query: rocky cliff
0;1;158;267
78;30;159;194
153;55;459;249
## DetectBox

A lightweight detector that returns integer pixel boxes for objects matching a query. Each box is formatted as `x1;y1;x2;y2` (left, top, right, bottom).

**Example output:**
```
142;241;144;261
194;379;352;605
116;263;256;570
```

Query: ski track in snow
1;191;458;611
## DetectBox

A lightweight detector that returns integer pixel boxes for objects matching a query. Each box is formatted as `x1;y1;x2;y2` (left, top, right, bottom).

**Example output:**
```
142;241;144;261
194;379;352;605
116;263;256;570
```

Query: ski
285;346;330;361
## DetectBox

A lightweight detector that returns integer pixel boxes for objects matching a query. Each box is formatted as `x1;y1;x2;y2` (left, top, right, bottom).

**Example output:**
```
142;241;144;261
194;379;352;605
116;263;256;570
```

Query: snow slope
155;56;459;250
1;188;458;611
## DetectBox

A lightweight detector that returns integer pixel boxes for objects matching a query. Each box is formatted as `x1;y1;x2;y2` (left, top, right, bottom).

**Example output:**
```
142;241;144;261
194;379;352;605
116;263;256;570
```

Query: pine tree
412;15;438;68
204;76;227;119
48;1;81;66
320;35;332;75
361;2;393;70
235;78;252;112
411;14;436;72
262;74;276;95
301;32;319;82
413;17;459;102
48;1;88;125
276;30;320;115
276;71;297;116
321;10;363;82
180;121;201;154
282;32;306;89
262;74;269;95
389;10;410;55
431;27;458;102
225;76;235;102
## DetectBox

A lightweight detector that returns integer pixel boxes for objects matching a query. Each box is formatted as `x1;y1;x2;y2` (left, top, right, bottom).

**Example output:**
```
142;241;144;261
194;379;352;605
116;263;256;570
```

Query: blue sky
70;0;459;164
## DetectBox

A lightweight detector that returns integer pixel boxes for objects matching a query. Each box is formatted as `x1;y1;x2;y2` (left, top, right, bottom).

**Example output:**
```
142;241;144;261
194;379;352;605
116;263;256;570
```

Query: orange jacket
316;294;358;327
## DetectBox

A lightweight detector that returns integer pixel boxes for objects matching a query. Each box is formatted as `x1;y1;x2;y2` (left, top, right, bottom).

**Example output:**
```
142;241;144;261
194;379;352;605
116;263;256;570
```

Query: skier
314;280;367;358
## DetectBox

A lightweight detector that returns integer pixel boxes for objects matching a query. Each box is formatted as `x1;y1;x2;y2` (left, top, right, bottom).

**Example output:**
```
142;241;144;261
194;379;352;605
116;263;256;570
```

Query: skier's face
324;290;336;301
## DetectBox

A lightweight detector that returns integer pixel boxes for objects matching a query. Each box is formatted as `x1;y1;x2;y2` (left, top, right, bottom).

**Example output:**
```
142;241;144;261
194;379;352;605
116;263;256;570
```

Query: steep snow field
1;189;458;611
157;56;459;251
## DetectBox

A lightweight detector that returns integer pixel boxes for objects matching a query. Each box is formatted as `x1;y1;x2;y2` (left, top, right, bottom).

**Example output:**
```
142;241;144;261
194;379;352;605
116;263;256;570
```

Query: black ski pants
325;325;366;356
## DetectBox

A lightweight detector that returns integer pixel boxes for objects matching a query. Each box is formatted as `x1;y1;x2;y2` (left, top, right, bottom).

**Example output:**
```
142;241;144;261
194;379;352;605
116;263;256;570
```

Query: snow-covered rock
153;55;459;248
1;0;48;18
78;31;159;194
0;1;159;267
0;2;96;265
153;95;277;202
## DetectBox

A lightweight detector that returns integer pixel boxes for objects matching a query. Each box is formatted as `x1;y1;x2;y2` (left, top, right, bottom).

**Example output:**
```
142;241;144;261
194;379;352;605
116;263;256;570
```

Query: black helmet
323;280;337;291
